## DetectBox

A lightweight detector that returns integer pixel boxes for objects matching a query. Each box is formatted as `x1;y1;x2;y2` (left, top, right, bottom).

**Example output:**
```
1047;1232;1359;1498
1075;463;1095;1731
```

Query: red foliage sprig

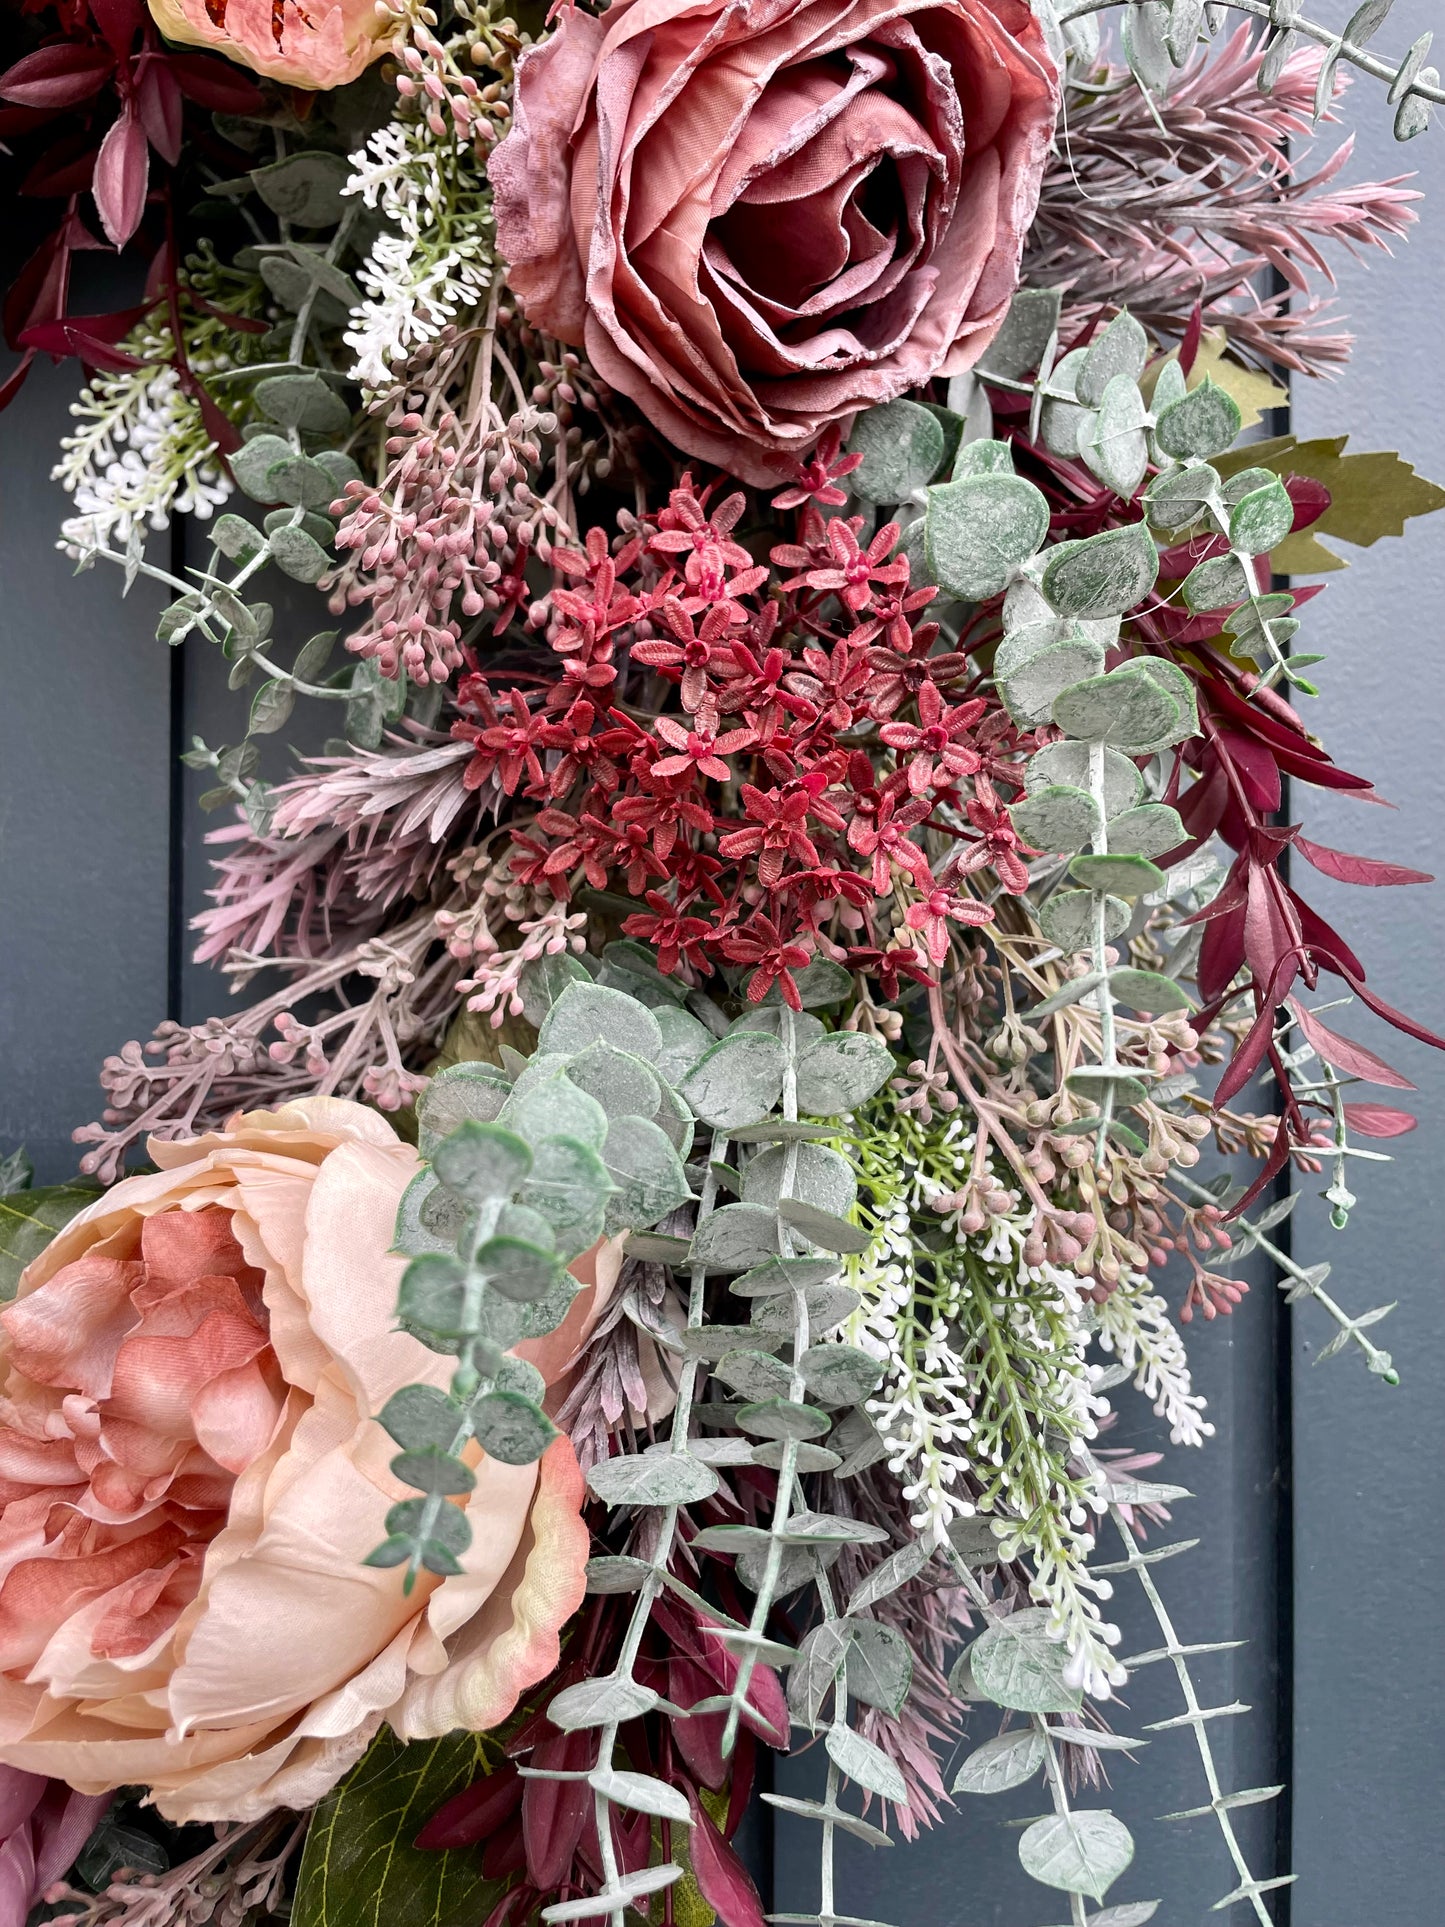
447;478;1044;1009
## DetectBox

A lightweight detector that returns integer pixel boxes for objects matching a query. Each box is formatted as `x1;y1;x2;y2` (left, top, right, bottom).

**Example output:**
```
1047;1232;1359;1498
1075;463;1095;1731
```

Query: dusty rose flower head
0;1100;615;1822
491;0;1057;485
145;0;396;89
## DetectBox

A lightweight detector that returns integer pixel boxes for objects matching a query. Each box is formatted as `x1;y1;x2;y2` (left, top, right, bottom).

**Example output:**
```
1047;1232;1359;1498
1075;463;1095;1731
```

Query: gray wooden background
2;8;1442;1915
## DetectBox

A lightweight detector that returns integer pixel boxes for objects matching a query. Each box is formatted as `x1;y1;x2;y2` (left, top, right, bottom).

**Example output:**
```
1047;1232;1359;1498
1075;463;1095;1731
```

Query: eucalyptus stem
723;1005;809;1757
1175;1176;1399;1381
1053;0;1445;110
1105;1508;1288;1925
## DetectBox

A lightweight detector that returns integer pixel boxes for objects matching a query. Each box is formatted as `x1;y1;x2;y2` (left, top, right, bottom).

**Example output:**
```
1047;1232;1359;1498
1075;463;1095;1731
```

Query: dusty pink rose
490;0;1057;485
0;1099;618;1823
145;0;395;89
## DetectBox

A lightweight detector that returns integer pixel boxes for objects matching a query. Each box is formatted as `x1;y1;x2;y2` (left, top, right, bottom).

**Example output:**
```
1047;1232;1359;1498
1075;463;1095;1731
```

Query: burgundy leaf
1226;1099;1294;1219
190;374;243;454
1216;955;1299;1108
1216;727;1281;814
1295;836;1433;889
1179;301;1204;375
415;1764;522;1850
686;1789;767;1927
1288;998;1415;1090
1284;473;1331;532
1332;963;1445;1055
522;1731;592;1890
22;133;100;198
135;56;183;166
166;50;266;114
1343;1102;1417;1138
1290;889;1365;982
481;1821;529;1881
0;348;37;411
87;0;145;59
612;1803;651;1876
18;318;142;371
670;1657;727;1788
480;1888;530;1927
93;107;148;248
0;42;114;110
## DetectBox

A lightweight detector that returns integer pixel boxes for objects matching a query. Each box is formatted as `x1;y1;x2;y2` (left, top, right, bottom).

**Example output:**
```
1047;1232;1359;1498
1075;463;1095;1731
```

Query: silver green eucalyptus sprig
368;974;695;1589
1041;0;1440;142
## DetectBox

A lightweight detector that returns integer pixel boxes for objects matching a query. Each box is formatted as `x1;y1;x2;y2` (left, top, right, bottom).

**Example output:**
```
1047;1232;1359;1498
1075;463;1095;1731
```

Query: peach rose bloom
490;0;1058;485
145;0;395;90
0;1100;616;1823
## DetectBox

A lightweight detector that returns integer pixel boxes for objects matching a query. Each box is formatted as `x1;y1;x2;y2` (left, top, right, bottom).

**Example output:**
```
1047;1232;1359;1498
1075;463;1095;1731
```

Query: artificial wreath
0;0;1440;1920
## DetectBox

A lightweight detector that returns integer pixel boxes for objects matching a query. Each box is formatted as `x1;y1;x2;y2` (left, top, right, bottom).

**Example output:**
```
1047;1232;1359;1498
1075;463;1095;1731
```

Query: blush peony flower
144;0;395;90
490;0;1057;486
0;1100;616;1823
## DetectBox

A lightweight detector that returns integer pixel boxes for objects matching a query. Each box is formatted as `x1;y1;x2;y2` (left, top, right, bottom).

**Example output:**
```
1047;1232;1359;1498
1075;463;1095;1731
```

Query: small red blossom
622;893;714;974
880;684;989;794
631;601;736;715
905;886;995;966
652;716;756;782
771;427;864;512
781;517;909;613
720;916;814;1009
848;790;934;895
950;775;1036;895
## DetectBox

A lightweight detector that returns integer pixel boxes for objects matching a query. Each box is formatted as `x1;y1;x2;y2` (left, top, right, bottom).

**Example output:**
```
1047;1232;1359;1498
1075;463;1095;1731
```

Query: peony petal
393;1437;588;1741
0;1257;142;1400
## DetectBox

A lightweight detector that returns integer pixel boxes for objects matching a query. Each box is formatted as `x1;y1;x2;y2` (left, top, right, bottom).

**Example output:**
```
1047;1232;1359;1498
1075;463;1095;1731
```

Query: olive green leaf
292;1728;508;1927
0;1179;101;1302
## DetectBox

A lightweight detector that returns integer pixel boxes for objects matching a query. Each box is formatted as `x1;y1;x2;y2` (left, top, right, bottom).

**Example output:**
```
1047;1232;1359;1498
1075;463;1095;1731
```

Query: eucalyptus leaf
798;1341;884;1406
777;1198;871;1255
825;1724;909;1803
1027;742;1142;817
1154;378;1243;461
1010;784;1104;854
418;1064;511;1154
847;399;947;504
1038;890;1132;953
688;1202;785;1272
845;1619;913;1715
969;1608;1082;1715
600;1114;691;1233
588;1452;720;1507
743;1141;857;1219
681;1031;788;1130
1068;852;1167;898
794;1032;895;1116
952;1727;1047;1794
1077;311;1149;409
548;1674;658;1731
1052;667;1183;753
1041;523;1159;619
1103;804;1185;859
845;1539;931;1616
925;473;1051;600
1018;1811;1135;1901
538;984;663;1061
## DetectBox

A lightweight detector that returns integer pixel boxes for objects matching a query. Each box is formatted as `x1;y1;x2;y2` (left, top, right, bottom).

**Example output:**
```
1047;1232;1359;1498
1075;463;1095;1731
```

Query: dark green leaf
469;1390;556;1464
0;1180;101;1301
292;1728;508;1927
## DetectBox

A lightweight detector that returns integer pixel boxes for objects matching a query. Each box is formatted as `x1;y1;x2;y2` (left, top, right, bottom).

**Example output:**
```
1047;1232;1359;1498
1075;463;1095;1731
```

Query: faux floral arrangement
0;0;1441;1919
